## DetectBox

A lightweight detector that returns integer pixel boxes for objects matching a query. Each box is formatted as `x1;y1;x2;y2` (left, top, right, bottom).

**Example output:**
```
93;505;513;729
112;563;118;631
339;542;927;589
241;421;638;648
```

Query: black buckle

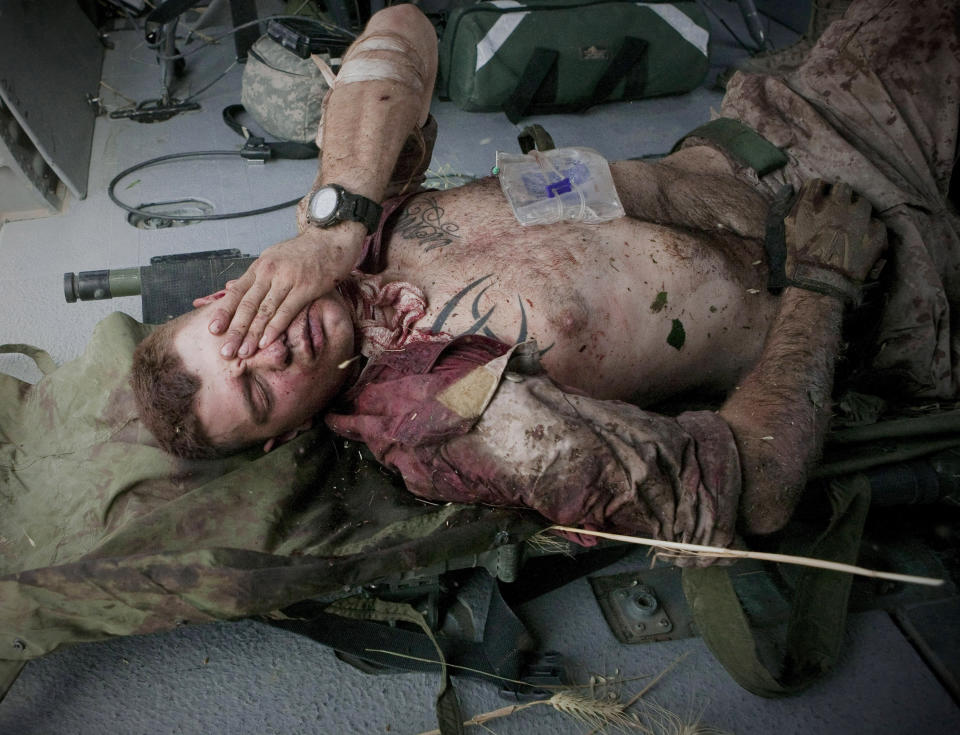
499;651;568;701
241;135;272;163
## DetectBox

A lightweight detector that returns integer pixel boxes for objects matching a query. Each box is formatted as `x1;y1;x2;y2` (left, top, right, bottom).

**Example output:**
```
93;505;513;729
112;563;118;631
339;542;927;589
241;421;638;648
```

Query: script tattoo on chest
431;274;553;353
394;197;460;251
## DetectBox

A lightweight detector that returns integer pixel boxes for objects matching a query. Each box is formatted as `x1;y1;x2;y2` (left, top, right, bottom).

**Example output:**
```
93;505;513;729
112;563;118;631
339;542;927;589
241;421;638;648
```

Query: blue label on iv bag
545;178;572;198
496;147;625;225
520;162;590;200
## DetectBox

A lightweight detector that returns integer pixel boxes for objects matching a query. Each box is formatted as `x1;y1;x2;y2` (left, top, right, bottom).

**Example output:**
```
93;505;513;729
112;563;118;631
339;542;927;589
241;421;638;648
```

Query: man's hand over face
200;227;361;359
784;179;887;304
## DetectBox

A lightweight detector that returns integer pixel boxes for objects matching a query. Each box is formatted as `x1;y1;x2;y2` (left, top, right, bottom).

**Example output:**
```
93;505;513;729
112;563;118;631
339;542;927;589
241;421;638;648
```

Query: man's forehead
173;305;215;343
170;308;220;373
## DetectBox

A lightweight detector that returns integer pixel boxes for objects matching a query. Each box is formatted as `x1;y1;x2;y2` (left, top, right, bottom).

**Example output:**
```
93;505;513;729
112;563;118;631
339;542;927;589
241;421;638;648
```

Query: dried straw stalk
549;525;945;587
416;691;638;735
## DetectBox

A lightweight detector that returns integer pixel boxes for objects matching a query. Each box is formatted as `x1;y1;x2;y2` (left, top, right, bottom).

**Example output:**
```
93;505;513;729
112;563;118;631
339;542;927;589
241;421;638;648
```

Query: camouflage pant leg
719;0;960;397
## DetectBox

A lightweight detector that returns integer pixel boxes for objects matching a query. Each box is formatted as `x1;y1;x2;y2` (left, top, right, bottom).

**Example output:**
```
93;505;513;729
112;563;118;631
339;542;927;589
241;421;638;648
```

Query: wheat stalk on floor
416;690;639;735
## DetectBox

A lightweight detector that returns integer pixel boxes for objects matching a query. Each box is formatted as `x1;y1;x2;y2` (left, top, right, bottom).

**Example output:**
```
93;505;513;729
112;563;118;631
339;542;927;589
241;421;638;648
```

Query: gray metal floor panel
1;1;958;732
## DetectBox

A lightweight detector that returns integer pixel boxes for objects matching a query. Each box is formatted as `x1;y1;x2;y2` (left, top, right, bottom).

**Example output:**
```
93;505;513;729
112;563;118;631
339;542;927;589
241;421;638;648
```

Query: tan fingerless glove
767;179;887;306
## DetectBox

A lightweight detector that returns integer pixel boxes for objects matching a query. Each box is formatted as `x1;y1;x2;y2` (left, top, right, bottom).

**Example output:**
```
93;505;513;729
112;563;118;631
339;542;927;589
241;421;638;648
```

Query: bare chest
380;180;776;402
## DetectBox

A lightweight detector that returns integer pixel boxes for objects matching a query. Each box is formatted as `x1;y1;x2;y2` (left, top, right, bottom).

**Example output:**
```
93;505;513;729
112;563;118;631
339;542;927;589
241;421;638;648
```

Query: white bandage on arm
332;34;425;91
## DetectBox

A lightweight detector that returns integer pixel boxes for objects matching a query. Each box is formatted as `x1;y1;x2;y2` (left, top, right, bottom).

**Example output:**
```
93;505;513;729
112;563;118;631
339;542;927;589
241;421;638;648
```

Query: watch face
310;187;339;222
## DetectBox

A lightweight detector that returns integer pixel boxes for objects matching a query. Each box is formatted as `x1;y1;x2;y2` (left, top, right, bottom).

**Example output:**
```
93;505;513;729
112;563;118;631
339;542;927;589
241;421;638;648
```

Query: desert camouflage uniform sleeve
328;341;742;552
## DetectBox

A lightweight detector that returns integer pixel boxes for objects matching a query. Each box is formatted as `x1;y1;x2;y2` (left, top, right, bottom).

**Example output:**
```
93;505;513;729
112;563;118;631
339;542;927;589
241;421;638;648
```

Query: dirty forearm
719;287;843;535
295;6;437;276
319;5;437;202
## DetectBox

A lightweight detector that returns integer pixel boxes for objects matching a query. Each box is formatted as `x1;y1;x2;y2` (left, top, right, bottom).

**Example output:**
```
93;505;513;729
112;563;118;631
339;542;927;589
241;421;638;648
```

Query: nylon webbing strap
673;118;788;177
504;38;648;123
222;105;319;160
764;184;795;292
590;36;648;107
681;474;872;697
324;597;464;735
270;584;530;682
268;581;533;733
504;47;559;124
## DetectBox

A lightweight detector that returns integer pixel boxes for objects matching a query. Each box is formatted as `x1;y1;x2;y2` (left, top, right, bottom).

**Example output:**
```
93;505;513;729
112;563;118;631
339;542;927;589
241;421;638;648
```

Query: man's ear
262;419;315;453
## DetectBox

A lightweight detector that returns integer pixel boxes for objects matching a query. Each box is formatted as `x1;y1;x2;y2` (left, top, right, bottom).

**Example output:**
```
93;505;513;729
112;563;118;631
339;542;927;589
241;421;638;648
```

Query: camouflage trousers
712;0;960;398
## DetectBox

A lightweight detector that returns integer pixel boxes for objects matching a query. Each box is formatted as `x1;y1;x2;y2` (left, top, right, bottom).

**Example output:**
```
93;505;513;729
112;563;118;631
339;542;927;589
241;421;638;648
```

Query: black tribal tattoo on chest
393;197;460;251
430;274;554;353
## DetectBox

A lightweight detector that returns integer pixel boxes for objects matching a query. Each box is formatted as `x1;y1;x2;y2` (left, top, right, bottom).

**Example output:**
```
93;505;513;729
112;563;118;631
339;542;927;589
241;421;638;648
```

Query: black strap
503;37;648;123
504;47;559;124
517;124;556;154
764;184;795;293
222;104;319;161
268;580;533;686
145;0;204;27
589;36;648;108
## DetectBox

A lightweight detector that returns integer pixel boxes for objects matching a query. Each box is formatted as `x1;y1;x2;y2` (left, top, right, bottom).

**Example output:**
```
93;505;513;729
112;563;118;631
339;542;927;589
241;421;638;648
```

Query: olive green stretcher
2;313;958;708
0;313;545;701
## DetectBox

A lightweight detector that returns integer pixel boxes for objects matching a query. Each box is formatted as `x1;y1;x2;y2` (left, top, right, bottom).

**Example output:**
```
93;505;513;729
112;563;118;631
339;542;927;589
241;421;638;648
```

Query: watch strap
338;187;383;234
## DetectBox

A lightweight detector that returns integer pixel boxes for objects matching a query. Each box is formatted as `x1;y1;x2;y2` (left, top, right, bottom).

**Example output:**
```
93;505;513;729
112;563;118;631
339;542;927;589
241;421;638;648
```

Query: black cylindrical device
63;268;142;303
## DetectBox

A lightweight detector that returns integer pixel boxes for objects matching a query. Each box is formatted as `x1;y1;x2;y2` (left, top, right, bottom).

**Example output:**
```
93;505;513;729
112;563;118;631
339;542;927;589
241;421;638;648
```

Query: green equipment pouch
241;34;330;145
438;0;710;122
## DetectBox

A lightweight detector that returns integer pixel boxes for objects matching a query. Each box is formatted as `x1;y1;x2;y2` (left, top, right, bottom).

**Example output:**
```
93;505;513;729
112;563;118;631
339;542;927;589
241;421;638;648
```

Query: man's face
173;292;356;449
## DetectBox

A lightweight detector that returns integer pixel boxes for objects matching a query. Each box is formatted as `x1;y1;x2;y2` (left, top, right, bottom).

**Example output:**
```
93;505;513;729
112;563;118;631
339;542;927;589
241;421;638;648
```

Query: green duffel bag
439;0;711;121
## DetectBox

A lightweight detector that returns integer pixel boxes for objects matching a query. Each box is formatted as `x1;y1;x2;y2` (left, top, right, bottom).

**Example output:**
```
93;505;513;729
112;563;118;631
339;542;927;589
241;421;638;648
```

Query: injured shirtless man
131;0;957;551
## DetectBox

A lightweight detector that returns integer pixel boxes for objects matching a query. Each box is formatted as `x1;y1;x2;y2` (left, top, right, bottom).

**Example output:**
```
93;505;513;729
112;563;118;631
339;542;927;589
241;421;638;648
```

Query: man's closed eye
241;372;272;425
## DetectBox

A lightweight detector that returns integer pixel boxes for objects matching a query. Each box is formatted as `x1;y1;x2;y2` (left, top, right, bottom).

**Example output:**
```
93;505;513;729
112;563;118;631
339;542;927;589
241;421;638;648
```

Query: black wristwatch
306;184;383;233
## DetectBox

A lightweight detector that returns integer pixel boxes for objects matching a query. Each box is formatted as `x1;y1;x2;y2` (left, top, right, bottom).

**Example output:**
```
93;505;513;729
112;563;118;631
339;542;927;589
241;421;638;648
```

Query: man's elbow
736;448;809;536
367;3;436;48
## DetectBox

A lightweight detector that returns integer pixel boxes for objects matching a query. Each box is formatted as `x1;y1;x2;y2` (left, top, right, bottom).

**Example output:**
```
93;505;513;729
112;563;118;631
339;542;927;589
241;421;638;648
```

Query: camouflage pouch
241;34;330;145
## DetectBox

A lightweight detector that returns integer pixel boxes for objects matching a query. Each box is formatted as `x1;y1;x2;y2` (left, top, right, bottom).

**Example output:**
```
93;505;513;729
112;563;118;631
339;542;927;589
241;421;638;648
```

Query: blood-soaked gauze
333;34;425;90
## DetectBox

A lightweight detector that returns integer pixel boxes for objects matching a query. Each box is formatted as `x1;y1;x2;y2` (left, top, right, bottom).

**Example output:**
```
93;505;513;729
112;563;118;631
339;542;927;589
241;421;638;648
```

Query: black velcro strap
764;184;795;292
268;140;321;160
764;184;859;306
590;36;648;107
504;38;647;122
674;118;788;177
504;47;559;124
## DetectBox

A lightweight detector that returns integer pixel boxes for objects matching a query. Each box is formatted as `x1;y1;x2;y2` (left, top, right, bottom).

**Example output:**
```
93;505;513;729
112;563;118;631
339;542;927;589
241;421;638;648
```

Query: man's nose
254;334;289;366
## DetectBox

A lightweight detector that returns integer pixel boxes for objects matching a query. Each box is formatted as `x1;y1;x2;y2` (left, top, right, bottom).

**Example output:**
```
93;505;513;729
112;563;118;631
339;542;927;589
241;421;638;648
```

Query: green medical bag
438;0;711;121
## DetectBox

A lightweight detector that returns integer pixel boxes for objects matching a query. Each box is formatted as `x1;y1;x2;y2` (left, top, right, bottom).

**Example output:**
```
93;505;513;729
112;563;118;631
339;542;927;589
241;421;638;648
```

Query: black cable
108;150;302;221
697;0;762;54
181;59;239;103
